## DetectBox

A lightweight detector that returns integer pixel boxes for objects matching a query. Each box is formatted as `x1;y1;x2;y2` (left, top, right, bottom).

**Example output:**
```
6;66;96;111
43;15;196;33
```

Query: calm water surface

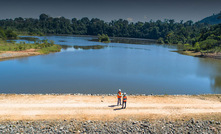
1;35;221;95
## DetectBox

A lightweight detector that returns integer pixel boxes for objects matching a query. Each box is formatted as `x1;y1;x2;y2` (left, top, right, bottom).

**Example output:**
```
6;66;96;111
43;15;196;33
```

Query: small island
98;34;110;43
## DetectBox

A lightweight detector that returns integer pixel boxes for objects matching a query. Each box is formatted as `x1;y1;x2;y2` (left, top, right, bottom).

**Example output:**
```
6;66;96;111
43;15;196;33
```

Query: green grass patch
0;39;61;54
38;45;62;54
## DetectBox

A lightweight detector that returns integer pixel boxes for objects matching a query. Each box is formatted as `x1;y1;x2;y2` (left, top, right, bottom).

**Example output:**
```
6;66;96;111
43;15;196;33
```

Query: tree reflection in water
197;58;221;94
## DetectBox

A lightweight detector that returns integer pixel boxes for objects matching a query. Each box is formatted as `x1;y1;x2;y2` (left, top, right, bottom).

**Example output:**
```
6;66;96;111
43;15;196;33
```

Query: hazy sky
0;0;220;22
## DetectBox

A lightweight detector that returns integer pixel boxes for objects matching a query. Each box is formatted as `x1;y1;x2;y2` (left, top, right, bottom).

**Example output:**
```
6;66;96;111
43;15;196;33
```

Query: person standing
117;89;122;105
122;93;127;109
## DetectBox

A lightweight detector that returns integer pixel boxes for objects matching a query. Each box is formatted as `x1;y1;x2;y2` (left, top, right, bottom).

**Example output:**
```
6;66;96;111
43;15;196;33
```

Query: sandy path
0;49;40;60
0;94;221;121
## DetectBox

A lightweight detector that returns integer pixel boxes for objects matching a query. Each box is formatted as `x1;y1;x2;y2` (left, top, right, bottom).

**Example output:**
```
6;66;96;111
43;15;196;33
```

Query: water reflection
60;45;70;50
111;37;156;45
109;46;150;51
197;58;221;93
60;45;107;51
73;45;107;50
58;40;67;42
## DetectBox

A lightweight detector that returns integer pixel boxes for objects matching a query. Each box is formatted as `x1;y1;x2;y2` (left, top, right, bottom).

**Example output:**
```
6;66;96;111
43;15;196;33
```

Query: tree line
183;24;221;53
0;13;220;52
0;14;208;42
0;27;17;40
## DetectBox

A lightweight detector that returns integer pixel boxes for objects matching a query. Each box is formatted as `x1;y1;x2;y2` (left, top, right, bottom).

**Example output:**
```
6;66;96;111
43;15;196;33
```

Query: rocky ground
0;119;221;133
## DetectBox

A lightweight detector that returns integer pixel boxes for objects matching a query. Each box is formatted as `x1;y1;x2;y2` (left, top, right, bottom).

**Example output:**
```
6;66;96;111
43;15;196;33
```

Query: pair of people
117;89;127;109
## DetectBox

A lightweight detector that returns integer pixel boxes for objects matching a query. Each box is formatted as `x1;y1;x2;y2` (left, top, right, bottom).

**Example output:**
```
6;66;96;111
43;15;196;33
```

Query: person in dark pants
117;89;122;106
122;93;127;109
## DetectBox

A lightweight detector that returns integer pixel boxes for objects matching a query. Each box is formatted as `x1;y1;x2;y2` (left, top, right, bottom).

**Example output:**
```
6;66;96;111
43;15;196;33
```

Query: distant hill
199;12;221;25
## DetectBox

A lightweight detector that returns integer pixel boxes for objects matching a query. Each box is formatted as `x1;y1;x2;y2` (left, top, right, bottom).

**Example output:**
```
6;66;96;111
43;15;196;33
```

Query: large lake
1;35;221;95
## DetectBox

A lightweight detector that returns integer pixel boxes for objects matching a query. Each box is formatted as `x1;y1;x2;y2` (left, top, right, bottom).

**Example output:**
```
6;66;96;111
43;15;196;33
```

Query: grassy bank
0;39;61;54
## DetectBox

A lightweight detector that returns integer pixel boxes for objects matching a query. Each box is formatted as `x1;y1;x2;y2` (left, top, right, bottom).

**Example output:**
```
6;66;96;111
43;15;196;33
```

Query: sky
0;0;220;22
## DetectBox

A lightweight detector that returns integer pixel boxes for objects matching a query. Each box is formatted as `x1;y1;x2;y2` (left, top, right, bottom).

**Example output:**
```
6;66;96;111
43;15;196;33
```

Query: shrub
194;42;200;52
183;44;193;51
199;39;218;50
98;34;110;42
157;37;164;44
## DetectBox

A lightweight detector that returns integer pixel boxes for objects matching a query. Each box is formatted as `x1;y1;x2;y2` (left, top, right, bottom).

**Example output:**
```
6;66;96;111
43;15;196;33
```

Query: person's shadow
108;105;123;110
108;105;118;107
113;108;123;111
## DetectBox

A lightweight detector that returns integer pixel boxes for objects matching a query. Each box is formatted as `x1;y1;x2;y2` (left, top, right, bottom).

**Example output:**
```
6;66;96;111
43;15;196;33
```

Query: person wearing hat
122;92;127;109
117;89;122;105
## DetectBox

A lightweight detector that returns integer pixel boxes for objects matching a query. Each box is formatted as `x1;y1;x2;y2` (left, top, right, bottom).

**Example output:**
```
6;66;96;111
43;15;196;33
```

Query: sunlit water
1;35;221;95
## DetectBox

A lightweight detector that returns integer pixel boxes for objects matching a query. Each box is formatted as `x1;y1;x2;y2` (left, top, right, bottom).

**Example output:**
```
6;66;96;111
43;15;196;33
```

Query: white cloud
127;17;133;22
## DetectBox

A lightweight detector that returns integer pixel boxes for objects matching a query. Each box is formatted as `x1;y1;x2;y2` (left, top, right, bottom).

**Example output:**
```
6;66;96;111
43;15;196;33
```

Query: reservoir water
1;35;221;95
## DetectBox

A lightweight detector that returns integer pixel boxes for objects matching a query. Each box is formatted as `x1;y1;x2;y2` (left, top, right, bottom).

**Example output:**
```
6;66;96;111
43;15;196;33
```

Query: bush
0;27;6;40
183;44;194;51
157;37;164;44
194;42;200;52
98;34;110;42
38;45;61;54
199;39;218;50
5;30;18;39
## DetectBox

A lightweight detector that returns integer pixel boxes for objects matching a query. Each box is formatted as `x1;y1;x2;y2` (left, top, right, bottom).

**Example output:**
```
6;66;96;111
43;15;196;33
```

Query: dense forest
0;13;221;53
184;23;221;53
0;14;208;43
0;27;17;40
0;22;61;54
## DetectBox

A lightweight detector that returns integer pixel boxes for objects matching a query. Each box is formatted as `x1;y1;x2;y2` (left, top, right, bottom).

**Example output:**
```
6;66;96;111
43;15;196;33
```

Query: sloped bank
0;119;220;133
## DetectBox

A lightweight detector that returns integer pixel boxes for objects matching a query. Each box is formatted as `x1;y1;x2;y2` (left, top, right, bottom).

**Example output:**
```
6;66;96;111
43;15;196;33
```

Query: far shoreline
175;50;221;60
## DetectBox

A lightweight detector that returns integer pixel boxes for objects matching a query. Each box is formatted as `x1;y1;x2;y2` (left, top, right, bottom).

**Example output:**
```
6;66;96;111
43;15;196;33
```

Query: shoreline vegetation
0;33;61;60
174;50;221;59
0;41;61;60
0;13;221;60
0;27;61;60
98;34;110;43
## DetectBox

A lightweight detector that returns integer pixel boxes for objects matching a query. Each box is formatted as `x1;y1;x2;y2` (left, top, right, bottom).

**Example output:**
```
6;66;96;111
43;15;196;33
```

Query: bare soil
0;49;40;60
180;51;221;59
0;94;221;121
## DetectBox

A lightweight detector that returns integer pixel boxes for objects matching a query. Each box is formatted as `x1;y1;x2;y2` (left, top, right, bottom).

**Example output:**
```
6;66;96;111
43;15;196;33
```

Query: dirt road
0;94;221;121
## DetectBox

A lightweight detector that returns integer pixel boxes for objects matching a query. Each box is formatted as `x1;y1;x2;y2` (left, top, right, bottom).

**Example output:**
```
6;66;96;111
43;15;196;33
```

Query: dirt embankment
0;94;221;121
179;51;221;59
0;49;41;60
